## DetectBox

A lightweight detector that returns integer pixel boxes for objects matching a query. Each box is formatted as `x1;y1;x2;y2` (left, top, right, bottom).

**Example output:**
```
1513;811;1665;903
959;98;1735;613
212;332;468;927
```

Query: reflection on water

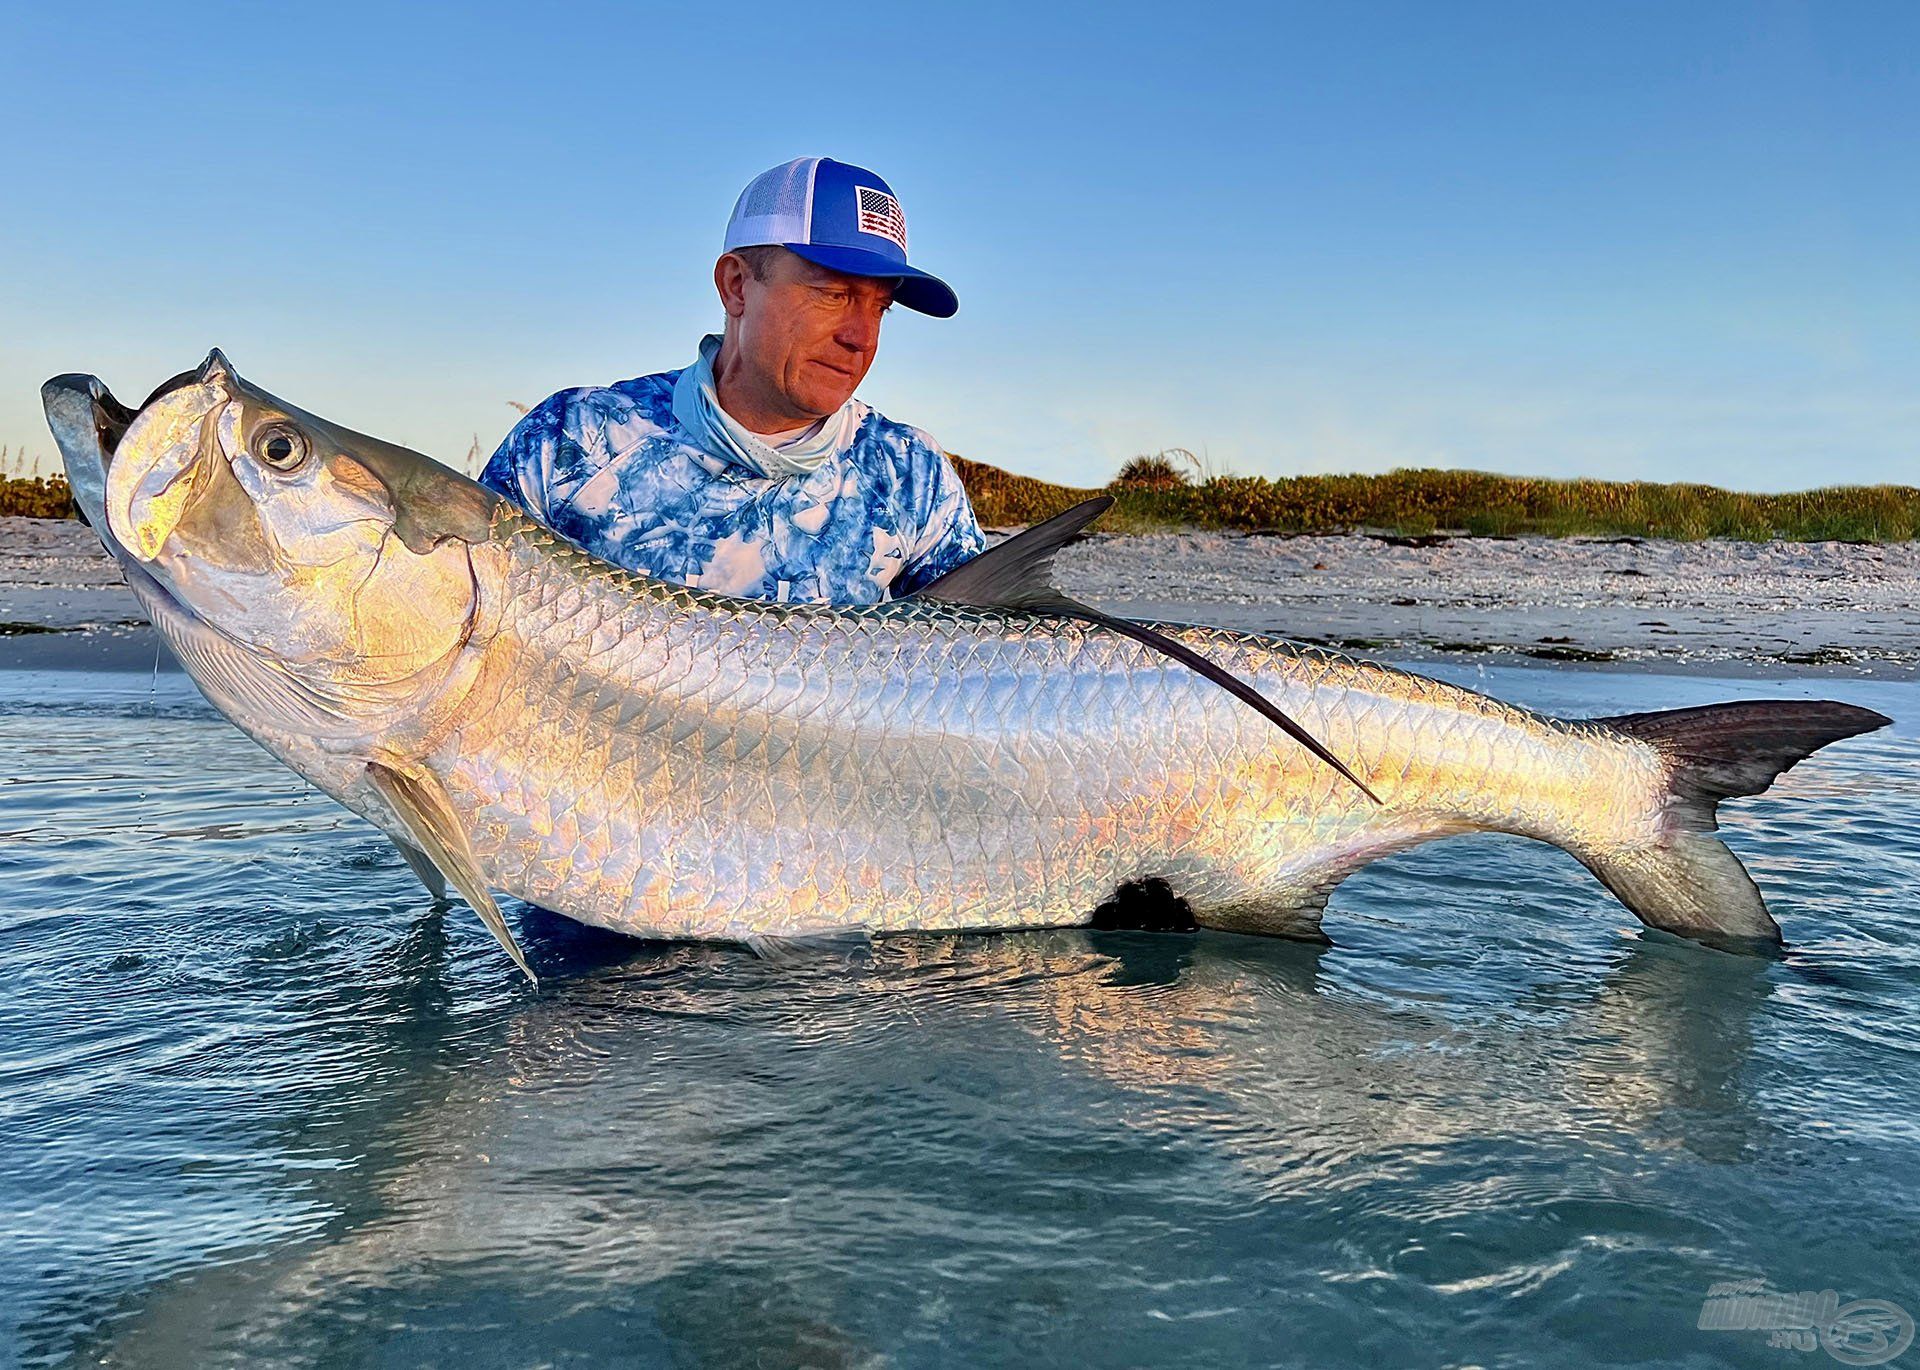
3;664;1917;1368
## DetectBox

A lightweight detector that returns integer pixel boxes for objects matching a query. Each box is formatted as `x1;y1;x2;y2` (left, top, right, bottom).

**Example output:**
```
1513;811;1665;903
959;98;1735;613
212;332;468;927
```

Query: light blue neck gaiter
671;333;859;480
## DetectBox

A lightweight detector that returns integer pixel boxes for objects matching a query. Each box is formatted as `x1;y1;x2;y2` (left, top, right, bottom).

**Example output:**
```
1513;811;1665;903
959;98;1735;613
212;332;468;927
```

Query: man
482;157;986;604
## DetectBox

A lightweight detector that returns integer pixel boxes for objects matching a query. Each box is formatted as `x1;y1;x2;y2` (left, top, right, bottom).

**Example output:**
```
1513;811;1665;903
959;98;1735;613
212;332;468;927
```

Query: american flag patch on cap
855;186;908;252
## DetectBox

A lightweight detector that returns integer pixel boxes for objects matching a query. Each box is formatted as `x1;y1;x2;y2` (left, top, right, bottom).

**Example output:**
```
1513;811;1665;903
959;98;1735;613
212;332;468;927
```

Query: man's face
719;249;895;423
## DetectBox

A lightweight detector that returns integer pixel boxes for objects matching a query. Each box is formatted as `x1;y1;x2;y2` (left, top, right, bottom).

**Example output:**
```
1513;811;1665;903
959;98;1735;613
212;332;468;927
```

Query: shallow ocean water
2;661;1917;1369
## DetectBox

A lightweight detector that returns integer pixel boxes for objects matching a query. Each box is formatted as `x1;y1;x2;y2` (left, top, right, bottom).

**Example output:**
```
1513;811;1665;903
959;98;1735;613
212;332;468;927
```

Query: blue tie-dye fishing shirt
479;368;987;604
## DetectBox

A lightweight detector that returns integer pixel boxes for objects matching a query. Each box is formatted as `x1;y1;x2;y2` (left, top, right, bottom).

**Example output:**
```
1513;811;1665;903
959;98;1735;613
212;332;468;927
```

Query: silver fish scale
427;511;1670;942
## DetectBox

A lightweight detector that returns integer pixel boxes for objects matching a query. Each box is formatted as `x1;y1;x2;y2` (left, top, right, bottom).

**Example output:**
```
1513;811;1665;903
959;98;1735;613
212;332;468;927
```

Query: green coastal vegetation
0;472;77;520
955;450;1920;542
9;449;1920;542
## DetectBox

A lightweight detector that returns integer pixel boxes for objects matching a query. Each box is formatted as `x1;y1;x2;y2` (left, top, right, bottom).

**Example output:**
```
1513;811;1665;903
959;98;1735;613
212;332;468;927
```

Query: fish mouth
43;349;244;609
40;374;135;532
41;373;131;450
75;377;137;460
40;372;204;629
41;350;230;530
42;343;233;495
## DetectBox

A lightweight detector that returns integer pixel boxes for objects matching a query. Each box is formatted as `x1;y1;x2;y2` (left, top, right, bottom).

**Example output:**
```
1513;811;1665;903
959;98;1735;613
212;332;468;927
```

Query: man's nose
834;304;884;353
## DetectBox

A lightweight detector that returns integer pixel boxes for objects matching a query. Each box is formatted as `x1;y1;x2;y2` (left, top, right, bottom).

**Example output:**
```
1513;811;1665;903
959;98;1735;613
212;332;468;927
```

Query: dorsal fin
914;496;1113;610
914;498;1380;804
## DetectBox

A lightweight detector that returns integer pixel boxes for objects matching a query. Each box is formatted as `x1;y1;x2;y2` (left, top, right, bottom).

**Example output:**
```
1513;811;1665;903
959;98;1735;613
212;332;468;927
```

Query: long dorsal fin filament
914;497;1379;803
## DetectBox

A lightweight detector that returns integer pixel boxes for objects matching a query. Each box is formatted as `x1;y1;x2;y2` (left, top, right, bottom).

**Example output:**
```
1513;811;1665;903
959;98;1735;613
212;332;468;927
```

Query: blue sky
3;1;1915;490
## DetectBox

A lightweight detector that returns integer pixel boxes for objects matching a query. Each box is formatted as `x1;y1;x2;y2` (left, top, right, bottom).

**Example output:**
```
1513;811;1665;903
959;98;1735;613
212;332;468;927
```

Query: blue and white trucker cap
723;157;958;318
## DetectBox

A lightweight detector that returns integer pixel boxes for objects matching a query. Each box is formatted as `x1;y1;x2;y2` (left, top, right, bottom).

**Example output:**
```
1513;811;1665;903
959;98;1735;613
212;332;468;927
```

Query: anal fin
1193;892;1334;943
743;929;873;965
366;762;536;984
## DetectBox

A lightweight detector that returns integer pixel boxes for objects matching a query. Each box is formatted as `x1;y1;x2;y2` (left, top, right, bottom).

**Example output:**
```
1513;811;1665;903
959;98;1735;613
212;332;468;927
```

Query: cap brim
783;243;958;318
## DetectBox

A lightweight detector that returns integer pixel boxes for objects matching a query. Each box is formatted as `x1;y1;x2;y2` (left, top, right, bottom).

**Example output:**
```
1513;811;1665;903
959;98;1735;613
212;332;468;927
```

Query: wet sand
0;518;161;671
6;515;1917;677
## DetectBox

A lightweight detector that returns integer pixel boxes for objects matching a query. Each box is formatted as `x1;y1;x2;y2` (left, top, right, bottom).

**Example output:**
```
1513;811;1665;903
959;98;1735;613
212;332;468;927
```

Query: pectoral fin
391;837;448;904
366;762;536;984
915;497;1380;803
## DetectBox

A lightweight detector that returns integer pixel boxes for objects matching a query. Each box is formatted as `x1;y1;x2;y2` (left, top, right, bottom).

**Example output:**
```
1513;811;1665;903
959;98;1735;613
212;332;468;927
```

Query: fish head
90;350;498;694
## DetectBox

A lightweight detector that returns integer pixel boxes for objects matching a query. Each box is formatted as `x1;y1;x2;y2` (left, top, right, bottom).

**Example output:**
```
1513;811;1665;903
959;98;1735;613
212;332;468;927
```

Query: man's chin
800;358;862;400
788;383;857;417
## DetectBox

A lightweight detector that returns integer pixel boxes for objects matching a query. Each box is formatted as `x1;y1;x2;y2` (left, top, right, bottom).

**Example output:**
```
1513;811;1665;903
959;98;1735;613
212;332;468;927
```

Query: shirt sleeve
478;390;579;524
894;441;990;596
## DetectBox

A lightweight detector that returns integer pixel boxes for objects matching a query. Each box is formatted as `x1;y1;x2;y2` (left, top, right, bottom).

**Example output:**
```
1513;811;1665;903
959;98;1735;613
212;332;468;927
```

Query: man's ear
714;253;750;322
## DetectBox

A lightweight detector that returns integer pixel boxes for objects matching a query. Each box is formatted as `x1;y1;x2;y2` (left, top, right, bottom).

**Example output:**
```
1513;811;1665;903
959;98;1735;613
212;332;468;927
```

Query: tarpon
41;352;1889;982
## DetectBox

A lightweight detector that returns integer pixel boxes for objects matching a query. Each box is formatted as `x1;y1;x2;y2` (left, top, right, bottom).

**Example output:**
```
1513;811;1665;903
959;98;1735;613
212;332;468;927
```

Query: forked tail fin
1582;701;1889;946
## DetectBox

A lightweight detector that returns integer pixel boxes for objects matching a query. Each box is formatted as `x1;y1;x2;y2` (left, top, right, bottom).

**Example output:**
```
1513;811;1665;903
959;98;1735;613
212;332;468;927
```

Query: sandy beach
1055;526;1920;677
5;513;1917;677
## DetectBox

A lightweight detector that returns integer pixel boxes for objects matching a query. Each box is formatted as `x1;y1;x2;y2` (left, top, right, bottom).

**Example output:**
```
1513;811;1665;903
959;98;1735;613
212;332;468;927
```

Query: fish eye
250;423;310;472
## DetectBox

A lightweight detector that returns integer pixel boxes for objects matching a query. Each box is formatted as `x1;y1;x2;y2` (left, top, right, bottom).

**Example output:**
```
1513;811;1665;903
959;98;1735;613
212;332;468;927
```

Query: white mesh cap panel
723;158;818;250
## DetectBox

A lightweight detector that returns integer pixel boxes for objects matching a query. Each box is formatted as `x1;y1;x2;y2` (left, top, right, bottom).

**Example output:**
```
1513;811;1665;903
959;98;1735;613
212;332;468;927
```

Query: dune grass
952;456;1920;542
12;459;1920;543
0;474;76;520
